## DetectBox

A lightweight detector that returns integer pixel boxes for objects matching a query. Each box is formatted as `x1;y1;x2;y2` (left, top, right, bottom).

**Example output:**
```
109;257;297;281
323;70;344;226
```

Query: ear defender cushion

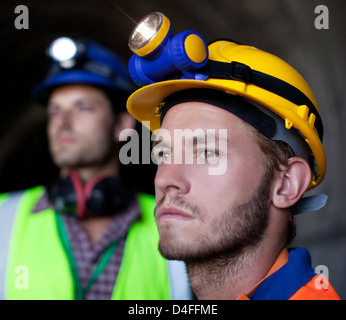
48;172;133;218
86;177;132;216
48;174;78;215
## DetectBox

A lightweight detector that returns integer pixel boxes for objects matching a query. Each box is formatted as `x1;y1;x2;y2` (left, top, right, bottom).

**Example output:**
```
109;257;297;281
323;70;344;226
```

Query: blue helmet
33;37;135;107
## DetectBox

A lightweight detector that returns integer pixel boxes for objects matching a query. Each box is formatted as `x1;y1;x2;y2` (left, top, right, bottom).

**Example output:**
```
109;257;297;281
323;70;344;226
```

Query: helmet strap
199;60;324;141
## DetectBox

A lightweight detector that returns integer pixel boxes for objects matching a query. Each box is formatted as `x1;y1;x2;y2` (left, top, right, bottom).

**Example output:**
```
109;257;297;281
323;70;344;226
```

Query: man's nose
57;109;73;129
155;162;191;195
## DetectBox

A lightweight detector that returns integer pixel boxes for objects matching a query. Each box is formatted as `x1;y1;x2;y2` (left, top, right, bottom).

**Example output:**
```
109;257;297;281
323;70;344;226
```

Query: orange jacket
289;275;339;300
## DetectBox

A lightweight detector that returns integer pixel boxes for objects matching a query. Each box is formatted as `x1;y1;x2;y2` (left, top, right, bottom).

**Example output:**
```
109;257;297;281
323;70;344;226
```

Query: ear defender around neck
47;171;133;219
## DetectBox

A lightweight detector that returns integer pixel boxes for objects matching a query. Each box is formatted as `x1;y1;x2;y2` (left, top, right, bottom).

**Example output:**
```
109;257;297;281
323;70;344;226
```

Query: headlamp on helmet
33;37;135;106
48;37;82;69
46;37;110;79
128;12;209;87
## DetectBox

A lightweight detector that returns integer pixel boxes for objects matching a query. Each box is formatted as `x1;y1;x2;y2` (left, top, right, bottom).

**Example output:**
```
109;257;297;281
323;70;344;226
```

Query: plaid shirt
33;191;140;300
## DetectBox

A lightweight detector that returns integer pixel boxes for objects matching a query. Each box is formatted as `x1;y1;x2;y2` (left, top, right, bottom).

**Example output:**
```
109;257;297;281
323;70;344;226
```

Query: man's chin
158;243;191;261
158;237;220;262
51;151;82;168
53;159;78;168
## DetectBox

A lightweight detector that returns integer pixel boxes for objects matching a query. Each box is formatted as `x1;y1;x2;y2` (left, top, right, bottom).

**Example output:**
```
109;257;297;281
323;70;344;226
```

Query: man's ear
272;157;311;209
114;111;137;142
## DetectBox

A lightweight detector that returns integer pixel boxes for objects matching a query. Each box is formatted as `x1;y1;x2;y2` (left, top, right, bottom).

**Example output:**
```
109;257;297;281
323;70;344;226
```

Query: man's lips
57;135;76;144
156;206;193;221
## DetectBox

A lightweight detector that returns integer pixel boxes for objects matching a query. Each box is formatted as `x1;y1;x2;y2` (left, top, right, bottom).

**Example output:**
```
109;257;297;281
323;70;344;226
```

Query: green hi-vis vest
0;186;190;300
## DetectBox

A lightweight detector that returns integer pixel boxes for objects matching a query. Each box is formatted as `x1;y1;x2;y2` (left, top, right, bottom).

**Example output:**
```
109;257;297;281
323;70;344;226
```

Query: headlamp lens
129;12;163;52
49;37;77;62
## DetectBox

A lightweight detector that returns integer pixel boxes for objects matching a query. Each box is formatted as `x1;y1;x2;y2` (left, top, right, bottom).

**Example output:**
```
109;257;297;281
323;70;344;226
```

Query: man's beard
155;170;272;264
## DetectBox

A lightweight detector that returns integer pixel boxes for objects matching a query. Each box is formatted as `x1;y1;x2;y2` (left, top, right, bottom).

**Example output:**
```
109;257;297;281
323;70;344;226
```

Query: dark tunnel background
1;0;346;298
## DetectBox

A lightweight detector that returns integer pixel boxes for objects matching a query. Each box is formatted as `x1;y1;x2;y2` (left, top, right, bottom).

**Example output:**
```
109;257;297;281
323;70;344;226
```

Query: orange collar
236;248;289;300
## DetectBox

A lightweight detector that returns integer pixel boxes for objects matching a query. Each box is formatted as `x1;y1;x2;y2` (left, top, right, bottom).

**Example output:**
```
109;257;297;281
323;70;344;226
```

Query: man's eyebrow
47;97;105;108
152;138;171;149
152;139;159;149
151;130;230;149
74;97;104;104
186;131;230;146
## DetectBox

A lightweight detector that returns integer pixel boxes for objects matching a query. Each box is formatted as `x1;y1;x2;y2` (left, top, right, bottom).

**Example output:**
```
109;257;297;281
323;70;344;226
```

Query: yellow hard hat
127;40;326;189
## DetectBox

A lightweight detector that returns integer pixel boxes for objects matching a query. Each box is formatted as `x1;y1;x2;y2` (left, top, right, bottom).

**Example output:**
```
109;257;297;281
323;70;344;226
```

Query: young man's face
154;101;272;261
47;84;116;169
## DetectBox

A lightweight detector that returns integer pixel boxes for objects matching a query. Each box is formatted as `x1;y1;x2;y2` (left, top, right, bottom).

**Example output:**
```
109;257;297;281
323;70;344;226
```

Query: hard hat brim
33;70;132;106
127;78;302;132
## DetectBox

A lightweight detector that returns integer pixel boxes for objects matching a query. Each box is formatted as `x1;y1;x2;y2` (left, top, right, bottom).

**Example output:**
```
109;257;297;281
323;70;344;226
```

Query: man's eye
47;108;60;117
78;104;93;111
201;149;219;159
152;149;171;164
158;151;170;160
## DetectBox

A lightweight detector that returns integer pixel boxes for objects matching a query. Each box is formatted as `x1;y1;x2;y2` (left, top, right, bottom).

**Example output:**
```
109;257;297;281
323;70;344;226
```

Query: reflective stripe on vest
0;191;23;300
0;186;190;300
